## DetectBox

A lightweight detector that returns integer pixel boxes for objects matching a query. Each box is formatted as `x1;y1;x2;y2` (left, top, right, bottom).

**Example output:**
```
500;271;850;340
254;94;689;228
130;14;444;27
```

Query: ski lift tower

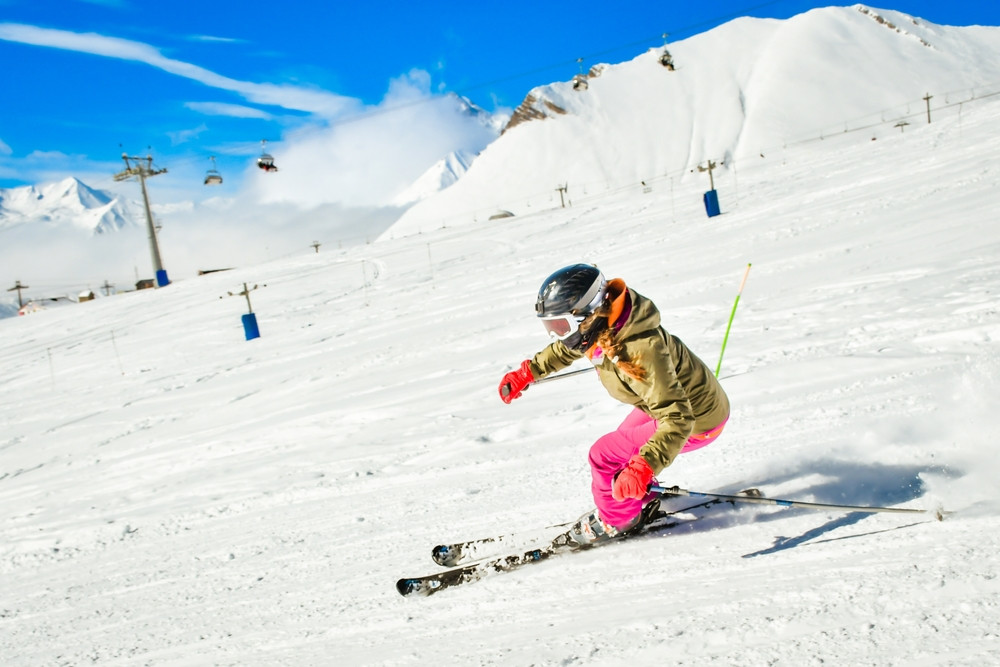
114;153;170;287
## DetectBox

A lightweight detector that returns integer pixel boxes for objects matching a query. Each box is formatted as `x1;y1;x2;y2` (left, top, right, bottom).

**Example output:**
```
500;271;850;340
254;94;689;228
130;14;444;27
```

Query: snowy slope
386;5;1000;238
1;74;999;665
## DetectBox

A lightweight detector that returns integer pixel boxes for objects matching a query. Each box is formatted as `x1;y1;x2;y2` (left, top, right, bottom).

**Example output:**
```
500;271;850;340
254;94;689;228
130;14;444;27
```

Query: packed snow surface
3;25;1000;667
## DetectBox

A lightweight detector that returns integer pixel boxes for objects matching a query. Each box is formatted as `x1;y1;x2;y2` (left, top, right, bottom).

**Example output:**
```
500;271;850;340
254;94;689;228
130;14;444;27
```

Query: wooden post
556;184;568;208
697;160;717;190
6;280;29;307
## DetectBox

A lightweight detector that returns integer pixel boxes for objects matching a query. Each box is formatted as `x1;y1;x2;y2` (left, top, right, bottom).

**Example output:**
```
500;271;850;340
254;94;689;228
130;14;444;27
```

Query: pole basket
156;269;170;287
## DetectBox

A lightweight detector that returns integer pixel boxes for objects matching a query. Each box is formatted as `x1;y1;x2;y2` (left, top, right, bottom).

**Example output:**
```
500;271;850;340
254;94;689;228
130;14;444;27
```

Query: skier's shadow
665;459;958;558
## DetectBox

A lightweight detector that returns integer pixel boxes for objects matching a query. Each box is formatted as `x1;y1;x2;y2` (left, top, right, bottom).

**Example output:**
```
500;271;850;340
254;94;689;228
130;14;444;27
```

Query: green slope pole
715;263;751;378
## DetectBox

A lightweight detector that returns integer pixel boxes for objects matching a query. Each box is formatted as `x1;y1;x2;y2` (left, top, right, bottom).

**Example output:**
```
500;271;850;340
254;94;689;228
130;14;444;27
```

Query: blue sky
1;0;997;202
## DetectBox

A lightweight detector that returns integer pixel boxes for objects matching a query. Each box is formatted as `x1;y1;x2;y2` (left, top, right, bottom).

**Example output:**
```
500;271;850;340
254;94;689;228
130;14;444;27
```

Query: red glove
499;360;534;403
612;455;655;501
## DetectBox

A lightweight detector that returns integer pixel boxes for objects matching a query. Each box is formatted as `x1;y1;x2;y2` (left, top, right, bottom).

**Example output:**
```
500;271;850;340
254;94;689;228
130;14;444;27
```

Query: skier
499;264;730;545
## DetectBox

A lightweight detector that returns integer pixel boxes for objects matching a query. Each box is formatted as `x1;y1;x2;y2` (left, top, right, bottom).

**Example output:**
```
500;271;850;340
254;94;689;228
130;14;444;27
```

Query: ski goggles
540;312;585;340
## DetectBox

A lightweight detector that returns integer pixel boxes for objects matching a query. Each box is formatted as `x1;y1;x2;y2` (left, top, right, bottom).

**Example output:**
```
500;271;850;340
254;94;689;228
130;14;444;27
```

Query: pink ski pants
589;407;727;529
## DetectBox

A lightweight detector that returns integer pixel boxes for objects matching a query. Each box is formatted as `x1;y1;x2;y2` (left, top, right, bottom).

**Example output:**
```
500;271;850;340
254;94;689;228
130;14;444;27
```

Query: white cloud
187;35;245;44
168;124;209;146
0;190;402;292
247;70;498;209
185;102;273;119
0;23;357;117
0;25;501;212
26;149;72;160
0;137;11;155
0;150;129;192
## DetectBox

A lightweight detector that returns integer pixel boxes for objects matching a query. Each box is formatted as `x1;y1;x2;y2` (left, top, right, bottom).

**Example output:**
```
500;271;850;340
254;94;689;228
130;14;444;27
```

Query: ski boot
621;495;661;537
568;508;623;546
568;497;661;546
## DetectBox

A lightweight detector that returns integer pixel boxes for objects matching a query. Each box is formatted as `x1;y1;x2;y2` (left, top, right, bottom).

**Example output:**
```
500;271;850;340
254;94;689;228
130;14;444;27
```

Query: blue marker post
703;189;721;218
242;312;260;341
697;159;721;218
224;282;264;341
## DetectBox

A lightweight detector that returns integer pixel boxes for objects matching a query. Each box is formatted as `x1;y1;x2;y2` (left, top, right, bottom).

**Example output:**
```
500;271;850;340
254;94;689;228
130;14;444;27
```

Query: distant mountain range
0;177;144;235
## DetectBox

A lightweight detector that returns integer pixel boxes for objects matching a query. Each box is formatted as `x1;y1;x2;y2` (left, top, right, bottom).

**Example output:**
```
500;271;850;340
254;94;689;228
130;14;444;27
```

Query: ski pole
652;485;949;520
530;366;595;385
501;366;596;399
715;263;751;378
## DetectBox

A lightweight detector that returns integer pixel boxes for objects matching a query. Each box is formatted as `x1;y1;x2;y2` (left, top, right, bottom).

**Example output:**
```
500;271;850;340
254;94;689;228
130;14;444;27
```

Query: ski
399;514;706;598
398;489;761;597
398;531;579;597
431;490;759;567
430;522;571;568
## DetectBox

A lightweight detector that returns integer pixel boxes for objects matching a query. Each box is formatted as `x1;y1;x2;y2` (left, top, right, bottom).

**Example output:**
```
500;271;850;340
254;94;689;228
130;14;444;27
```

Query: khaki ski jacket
528;286;729;474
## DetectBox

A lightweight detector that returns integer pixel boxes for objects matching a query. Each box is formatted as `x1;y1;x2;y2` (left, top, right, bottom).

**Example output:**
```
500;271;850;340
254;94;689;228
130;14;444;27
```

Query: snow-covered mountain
450;91;510;136
384;4;1000;238
390;149;477;206
0;177;143;235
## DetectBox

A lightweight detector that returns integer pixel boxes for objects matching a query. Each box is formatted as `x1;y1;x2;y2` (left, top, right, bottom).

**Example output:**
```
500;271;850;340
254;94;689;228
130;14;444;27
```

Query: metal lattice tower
113;154;170;287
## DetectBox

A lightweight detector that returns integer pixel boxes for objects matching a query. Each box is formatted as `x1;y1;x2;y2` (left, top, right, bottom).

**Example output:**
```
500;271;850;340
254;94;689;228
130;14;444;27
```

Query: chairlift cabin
257;153;277;172
658;33;675;71
257;140;278;172
204;156;223;185
572;57;589;91
659;49;675;70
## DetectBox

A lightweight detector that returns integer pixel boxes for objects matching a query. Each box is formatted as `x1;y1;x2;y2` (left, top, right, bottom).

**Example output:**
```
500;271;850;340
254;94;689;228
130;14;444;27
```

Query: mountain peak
0;177;138;235
41;176;113;209
391;149;476;207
